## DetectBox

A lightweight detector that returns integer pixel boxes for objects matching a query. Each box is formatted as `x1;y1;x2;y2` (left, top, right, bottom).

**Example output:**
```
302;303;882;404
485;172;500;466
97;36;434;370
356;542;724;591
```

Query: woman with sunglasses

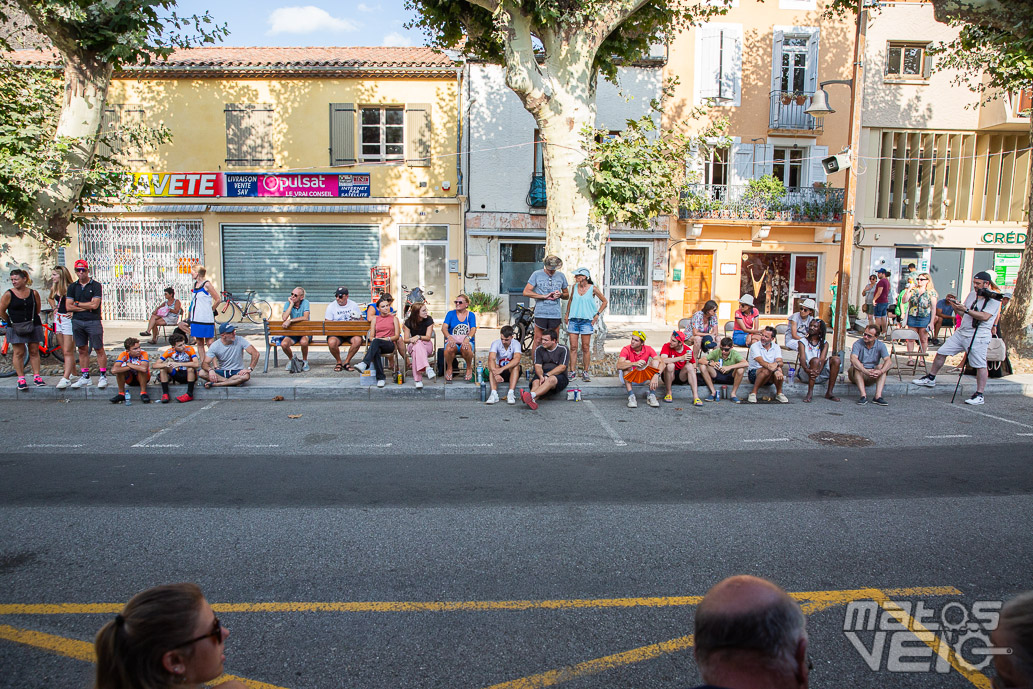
94;583;246;689
903;272;937;365
783;299;816;352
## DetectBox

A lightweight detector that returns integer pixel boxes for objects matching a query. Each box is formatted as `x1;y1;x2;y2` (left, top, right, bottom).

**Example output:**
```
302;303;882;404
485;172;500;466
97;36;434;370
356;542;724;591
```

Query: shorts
796;365;830;385
125;372;146;386
907;315;931;329
671;366;692;384
567;318;594;335
535;317;562;331
531;371;568;397
748;369;775;385
732;330;747;346
190;321;215;339
213;368;243;379
783;338;801;351
281;334;310;345
710;370;738;385
161;313;180;325
4;324;43;344
72;319;104;349
54;312;72;336
937;329;990;369
166;369;191;384
850;367;883;386
874;303;889;317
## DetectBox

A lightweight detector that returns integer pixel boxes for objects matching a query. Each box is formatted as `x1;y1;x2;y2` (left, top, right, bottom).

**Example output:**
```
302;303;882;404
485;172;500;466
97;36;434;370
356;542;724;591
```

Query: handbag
9;290;38;337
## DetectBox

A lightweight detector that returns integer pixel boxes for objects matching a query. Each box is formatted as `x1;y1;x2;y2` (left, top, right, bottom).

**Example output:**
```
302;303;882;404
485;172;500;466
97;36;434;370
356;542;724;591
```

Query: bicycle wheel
519;322;534;353
244;300;272;324
214;301;238;324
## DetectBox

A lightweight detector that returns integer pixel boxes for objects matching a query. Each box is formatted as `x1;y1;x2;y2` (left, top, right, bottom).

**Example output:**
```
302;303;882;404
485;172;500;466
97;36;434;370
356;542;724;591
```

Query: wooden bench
263;320;369;372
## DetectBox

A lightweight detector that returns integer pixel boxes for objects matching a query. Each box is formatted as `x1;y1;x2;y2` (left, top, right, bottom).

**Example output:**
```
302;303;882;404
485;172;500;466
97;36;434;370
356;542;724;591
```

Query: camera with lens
976;287;1004;301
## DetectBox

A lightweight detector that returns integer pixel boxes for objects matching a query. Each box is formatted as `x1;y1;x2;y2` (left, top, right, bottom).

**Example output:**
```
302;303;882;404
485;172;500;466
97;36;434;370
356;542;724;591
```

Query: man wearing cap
912;272;1002;405
872;268;892;336
617;331;661;408
67;259;109;390
659;330;702;406
325;287;364;371
201;323;260;387
522;255;569;354
733;295;762;347
747;326;788;404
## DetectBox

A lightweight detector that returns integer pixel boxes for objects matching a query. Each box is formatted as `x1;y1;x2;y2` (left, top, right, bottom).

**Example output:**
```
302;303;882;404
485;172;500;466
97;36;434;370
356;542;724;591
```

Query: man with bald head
691;575;809;689
992;591;1033;688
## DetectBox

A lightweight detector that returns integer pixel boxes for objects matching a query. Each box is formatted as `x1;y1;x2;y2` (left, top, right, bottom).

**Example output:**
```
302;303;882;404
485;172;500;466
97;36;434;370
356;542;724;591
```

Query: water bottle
478;359;486;401
124;392;132;406
787;366;796;390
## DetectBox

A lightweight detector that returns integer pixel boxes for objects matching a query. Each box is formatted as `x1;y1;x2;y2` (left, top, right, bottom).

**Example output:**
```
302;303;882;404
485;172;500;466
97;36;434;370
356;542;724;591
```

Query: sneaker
97;375;108;389
857;396;868;405
582;371;591;382
424;368;436;380
140;393;151;404
354;362;368;373
302;360;310;372
776;393;789;403
56;377;70;389
964;392;985;406
176;393;193;403
747;392;758;403
16;378;27;391
415;380;424;389
70;375;91;389
912;375;936;388
161;393;171;403
521;389;538;410
376;379;385;388
486;390;499;404
663;393;673;403
872;396;889;406
646;393;659;407
110;393;126;404
694;397;704;407
627;394;638;409
33;376;46;387
507;390;516;405
285;361;292;371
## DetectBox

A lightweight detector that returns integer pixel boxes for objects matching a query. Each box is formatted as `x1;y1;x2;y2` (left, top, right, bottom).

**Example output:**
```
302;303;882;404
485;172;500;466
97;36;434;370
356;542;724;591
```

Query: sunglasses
173;617;222;649
454;300;465;305
917;278;928;282
75;268;87;273
720;346;732;351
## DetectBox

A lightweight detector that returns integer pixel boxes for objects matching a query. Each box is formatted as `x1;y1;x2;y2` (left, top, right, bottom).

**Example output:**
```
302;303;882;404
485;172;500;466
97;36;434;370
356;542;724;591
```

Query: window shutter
922;50;933;79
98;105;119;160
329;102;357;166
771;30;784;93
121;105;147;163
809;145;829;185
699;27;722;99
731;142;754;185
686;141;701;183
251;104;275;166
225;104;250;167
806;30;820;93
724;28;743;105
757;143;774;177
405;103;432;167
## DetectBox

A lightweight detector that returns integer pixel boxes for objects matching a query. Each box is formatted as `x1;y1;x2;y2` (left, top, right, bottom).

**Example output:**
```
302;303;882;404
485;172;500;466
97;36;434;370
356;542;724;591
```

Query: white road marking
549;442;597;446
584;400;627;447
957;407;1033;429
441;443;493;448
336;443;393;449
925;434;971;439
23;444;84;448
1017;433;1033;437
236;444;280;448
743;438;791;443
131;400;219;447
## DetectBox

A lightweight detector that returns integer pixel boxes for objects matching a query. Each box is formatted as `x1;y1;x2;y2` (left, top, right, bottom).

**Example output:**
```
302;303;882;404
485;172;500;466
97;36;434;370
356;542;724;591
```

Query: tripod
950;298;986;404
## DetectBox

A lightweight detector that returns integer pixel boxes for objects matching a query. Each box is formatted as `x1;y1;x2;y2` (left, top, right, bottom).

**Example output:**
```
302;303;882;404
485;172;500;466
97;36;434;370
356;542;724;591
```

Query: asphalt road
1;395;1032;689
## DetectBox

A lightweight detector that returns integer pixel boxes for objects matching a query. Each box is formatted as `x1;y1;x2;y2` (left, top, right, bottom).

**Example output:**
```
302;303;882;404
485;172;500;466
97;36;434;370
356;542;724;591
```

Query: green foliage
931;22;1033;106
582;79;730;228
467;290;504;313
745;175;786;206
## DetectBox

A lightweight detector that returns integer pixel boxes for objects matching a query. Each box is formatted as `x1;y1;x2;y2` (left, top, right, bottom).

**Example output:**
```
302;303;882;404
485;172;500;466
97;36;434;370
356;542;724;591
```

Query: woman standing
187;266;219;365
404;303;436;388
1;269;45;390
904;272;937;363
94;583;246;689
563;267;607;382
49;266;76;388
355;294;401;387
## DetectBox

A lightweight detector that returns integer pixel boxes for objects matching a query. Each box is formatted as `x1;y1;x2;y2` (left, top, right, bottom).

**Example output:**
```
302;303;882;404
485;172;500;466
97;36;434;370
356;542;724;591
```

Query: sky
168;1;428;48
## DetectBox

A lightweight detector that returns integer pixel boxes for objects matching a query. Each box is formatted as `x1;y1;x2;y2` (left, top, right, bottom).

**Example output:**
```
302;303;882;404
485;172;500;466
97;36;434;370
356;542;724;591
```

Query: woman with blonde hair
94;583;246;689
49;265;77;388
904;272;937;364
187;265;219;364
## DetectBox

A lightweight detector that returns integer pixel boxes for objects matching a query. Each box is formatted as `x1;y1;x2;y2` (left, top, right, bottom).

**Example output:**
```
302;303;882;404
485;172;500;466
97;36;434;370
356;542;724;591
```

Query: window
703;147;729;186
500;243;545;294
533;130;545;174
361;107;404;161
697;24;743;106
225;104;275;167
741;253;791;315
886;42;930;79
780;36;809;93
772;147;804;187
100;104;147;164
1010;89;1032;117
607;245;651;318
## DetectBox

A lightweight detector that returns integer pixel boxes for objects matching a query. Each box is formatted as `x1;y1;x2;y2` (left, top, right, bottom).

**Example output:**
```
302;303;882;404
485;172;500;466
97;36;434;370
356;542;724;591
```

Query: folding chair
889;328;928;381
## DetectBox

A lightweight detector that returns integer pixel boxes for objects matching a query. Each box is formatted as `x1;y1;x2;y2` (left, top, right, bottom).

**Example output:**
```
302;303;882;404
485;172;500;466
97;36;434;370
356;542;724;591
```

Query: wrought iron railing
678;184;844;222
527;172;546;208
769;90;822;131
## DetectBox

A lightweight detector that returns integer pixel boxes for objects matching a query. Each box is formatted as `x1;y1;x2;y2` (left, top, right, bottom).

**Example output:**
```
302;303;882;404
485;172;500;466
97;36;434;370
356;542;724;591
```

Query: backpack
287;356;305;374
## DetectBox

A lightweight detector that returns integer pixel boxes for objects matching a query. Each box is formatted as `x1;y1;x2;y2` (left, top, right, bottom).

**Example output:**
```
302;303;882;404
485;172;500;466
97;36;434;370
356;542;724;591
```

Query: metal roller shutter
221;224;380;304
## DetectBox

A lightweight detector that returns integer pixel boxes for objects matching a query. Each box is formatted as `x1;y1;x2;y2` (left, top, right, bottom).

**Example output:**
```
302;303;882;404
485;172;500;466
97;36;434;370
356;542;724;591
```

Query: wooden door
683;250;713;317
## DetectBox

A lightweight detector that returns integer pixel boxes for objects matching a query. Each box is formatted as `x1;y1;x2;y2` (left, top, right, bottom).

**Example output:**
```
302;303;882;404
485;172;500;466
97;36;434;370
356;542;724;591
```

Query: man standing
659;330;701;406
617;331;661;409
850;324;892;405
486;325;522;405
872;267;891;336
746;326;788;404
280;286;311;371
522;255;569;354
521;329;568;410
325;287;364;371
690;575;809;689
67;259;108;389
202;324;260;388
700;336;748;403
689;299;719;360
912;271;1002;405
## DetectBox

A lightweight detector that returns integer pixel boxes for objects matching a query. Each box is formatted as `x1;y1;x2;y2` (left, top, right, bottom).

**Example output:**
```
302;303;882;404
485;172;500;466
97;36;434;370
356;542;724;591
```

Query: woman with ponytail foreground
94;583;246;689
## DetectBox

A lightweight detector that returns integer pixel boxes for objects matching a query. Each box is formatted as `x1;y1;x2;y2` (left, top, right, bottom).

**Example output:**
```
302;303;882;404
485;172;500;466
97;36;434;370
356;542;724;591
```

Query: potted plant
794;91;807;106
468;290;504;328
780;92;793;106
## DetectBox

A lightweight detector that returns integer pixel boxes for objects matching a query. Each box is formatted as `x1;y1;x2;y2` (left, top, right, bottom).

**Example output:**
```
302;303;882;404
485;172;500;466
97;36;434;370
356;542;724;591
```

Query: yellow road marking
0;586;962;616
483;635;695;689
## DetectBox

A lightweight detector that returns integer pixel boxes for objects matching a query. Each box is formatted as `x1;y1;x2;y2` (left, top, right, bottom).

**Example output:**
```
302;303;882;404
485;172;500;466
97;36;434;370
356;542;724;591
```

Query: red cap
672;330;687;343
74;259;88;270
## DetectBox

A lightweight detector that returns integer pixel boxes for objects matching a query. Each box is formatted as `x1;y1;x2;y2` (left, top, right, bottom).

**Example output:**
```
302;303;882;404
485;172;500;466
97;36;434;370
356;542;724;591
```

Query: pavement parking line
925;434;971;439
131;400;219;447
23;443;84;448
743;437;790;443
1017;433;1033;436
442;443;494;448
0;624;291;689
583;400;626;447
956;407;1033;429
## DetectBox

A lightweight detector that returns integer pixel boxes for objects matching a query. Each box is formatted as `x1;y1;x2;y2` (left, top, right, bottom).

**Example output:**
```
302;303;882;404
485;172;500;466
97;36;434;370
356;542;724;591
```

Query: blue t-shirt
936;298;954;317
444;310;477;341
283;298;310;319
526;269;568;318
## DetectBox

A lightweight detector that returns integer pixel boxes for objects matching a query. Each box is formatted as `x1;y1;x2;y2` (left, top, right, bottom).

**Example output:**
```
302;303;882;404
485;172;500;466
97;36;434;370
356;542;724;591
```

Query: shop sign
339;174;371;198
132;172;372;198
132;172;222;197
980;231;1027;246
993;253;1021;290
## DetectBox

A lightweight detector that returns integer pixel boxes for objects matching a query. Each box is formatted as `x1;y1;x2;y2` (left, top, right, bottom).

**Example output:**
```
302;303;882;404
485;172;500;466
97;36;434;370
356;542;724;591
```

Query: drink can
396;371;403;385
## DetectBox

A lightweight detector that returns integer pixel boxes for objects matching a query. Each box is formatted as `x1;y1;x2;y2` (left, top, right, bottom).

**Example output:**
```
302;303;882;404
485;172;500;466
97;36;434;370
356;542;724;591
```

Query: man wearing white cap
784;299;816;352
733;294;762;347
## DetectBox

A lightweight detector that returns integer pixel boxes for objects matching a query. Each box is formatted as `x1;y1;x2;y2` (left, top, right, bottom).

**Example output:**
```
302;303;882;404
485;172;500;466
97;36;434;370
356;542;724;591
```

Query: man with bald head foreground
691;575;809;689
992;591;1033;688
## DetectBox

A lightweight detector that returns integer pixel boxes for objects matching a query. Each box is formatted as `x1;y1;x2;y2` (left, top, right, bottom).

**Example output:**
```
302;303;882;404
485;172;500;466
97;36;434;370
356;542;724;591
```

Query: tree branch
929;0;1032;39
499;1;548;112
13;0;77;56
590;0;653;42
463;0;499;11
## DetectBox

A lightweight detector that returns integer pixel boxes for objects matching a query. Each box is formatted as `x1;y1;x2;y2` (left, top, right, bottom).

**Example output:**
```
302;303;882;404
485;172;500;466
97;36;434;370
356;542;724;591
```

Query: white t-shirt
787;312;813;342
489;339;521;367
958;290;1002;335
748;341;783;371
325;299;362;321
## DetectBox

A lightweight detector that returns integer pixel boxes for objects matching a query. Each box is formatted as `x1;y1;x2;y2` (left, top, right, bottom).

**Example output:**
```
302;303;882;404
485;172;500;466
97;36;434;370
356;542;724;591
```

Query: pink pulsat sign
257;174;337;198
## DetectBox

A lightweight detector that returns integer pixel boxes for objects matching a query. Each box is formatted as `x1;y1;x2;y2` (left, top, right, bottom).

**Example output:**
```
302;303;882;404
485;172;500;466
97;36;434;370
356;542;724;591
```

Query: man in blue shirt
522;255;569;354
280;286;311;371
931;297;954;345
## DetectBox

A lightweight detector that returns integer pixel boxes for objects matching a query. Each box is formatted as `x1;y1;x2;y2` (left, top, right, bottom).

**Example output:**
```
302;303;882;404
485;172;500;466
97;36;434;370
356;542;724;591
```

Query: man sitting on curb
521;329;568;410
849;324;891;406
746;326;788;404
659;330;701;406
617;331;661;409
110;337;150;404
202;323;260;388
486;325;522;405
700;336;747;403
154;331;199;403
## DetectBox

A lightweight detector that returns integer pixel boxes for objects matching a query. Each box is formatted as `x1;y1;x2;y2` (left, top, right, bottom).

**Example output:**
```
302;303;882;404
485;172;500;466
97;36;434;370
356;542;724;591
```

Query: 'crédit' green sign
980;231;1027;245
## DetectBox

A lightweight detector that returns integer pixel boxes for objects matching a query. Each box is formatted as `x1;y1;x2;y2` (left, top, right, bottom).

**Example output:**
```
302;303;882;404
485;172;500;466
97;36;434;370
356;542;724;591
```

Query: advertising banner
134;173;372;199
132;173;223;197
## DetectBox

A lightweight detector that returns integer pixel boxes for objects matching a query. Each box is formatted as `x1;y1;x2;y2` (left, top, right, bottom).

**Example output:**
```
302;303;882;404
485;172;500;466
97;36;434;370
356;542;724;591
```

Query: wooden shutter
251;104;275;166
405;103;432;167
771;29;784;93
329;103;357;166
121;105;147;163
805;30;820;93
225;104;251;166
809;145;829;185
698;27;722;99
731;142;754;185
97;105;119;160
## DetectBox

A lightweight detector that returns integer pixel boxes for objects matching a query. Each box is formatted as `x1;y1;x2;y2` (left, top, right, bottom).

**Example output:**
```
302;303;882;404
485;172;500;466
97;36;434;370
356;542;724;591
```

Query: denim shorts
873;303;889;317
732;330;747;346
567;318;594;334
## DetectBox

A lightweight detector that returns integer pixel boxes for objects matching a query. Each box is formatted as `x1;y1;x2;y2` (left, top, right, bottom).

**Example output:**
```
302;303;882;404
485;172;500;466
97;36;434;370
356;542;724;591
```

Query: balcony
678;183;845;223
769;90;822;132
527;172;546;208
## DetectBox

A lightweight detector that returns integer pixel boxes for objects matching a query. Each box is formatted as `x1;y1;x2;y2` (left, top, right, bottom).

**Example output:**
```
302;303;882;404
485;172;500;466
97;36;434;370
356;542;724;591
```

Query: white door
606;243;652;322
399;242;448;317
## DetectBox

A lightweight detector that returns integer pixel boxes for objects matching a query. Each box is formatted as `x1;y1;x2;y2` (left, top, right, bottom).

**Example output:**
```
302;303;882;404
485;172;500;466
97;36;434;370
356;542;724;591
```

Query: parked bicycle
0;315;64;378
511;302;536;353
214;290;272;324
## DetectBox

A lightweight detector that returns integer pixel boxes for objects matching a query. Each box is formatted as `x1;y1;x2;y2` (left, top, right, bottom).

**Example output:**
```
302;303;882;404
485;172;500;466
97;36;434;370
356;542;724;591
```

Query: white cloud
266;6;358;35
381;31;412;47
356;3;379;12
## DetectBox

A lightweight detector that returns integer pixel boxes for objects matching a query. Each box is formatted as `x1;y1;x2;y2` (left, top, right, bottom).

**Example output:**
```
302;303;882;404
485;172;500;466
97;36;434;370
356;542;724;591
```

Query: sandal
445;371;453;382
343;363;355;372
464;371;473;382
203;380;213;389
334;363;344;372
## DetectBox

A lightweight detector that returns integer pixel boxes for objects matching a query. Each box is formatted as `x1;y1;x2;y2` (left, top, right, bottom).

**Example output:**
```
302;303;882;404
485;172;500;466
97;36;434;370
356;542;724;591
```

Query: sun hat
801;298;817;310
739;294;755;306
573;267;591;279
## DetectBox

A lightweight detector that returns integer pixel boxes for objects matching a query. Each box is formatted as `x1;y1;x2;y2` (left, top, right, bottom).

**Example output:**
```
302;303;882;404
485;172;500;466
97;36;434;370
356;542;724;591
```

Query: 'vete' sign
133;173;223;197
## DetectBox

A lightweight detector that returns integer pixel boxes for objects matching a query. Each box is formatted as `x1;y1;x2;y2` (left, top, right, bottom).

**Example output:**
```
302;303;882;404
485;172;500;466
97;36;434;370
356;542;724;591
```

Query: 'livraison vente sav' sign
130;172;371;198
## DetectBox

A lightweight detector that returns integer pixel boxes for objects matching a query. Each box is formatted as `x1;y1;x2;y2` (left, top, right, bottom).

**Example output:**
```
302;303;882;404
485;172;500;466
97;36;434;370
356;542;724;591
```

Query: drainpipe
456;59;469;289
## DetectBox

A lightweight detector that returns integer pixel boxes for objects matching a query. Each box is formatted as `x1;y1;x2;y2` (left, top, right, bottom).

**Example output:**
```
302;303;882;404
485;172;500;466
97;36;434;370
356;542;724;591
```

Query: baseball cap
739;294;755;306
631;330;647;342
974;271;993;282
218;323;236;334
335;287;349;297
671;331;687;343
876;268;890;275
74;259;88;270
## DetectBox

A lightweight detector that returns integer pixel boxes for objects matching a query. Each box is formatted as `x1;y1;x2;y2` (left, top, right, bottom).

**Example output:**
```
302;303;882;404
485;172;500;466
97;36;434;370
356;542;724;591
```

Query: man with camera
912;271;1002;405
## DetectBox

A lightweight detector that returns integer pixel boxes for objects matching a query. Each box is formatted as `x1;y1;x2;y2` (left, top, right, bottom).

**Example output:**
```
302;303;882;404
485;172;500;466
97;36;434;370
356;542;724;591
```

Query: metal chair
889;328;928;380
677;318;692;333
